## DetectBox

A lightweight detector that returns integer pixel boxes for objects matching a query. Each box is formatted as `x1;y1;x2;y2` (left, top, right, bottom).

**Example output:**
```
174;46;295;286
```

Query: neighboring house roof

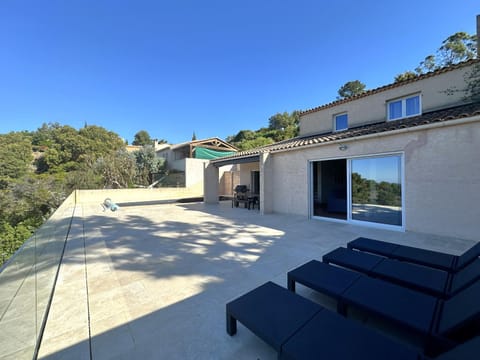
125;145;143;153
170;137;238;152
155;143;171;152
301;59;480;116
211;102;480;166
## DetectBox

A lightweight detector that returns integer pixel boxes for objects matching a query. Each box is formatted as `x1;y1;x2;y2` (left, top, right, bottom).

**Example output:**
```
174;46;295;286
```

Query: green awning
194;146;236;160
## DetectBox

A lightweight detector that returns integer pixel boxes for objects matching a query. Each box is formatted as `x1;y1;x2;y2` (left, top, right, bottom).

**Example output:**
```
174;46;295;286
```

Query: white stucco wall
269;118;480;240
300;64;473;136
184;158;208;187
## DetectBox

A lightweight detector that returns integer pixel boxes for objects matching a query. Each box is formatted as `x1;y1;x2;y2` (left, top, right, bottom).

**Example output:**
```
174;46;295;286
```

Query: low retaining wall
75;183;203;205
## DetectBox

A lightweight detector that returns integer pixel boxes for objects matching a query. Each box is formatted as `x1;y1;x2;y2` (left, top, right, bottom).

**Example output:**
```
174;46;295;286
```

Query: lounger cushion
280;309;420;360
370;256;449;297
323;246;384;273
347;237;399;255
347;237;478;272
325;247;450;297
392;246;455;272
226;282;320;351
434;336;480;360
449;259;480;295
456;242;480;269
438;280;480;336
340;276;439;334
288;260;361;299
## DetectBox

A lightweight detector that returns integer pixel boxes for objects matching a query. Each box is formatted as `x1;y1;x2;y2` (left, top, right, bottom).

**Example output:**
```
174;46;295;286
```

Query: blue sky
0;1;477;144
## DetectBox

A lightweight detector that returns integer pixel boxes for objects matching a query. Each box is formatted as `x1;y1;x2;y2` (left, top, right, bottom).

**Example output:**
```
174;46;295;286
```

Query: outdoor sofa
287;260;480;356
347;237;480;273
226;281;479;359
323;246;480;299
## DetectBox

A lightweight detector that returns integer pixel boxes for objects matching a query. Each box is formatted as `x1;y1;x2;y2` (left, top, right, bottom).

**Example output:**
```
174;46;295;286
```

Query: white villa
205;59;480;241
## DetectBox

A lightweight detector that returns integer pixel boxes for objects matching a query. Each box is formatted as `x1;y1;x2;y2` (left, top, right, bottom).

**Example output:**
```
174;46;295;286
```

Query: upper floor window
334;113;348;131
387;94;421;120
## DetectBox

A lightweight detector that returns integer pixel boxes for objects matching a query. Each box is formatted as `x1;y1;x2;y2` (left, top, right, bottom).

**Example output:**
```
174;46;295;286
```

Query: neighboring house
205;59;480;241
157;137;238;191
156;137;237;171
125;144;143;153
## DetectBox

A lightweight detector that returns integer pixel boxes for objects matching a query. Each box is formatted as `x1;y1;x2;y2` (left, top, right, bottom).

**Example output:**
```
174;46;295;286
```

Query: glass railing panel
0;192;75;360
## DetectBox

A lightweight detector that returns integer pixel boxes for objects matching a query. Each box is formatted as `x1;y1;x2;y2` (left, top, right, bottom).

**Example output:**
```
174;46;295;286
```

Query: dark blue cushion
226;282;321;351
435;336;480;360
341;276;439;334
438;280;480;336
392;246;455;272
288;260;361;299
280;309;420;360
323;247;384;274
371;259;449;298
449;259;480;295
456;242;480;269
347;237;399;256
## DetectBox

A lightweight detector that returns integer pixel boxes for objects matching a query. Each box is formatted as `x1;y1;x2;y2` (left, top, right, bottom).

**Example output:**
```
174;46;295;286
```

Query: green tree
78;125;125;158
337;80;366;99
268;111;299;130
133;146;166;185
0;173;66;265
414;54;437;74
0;132;33;180
395;31;477;82
394;71;418;83
94;149;137;188
0;123;129;265
227;110;300;150
438;32;477;67
35;124;124;174
132;130;153;146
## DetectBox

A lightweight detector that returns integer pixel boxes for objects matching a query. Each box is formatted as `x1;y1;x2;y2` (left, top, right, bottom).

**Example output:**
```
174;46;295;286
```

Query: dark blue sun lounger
226;281;480;359
347;237;480;273
323;247;480;298
226;281;421;359
287;261;480;355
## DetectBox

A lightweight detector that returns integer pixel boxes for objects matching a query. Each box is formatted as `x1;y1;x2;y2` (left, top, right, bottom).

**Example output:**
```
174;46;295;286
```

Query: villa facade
205;60;480;241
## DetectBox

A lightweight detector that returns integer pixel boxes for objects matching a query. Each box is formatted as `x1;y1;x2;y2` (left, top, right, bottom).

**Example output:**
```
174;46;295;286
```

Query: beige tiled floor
37;201;475;359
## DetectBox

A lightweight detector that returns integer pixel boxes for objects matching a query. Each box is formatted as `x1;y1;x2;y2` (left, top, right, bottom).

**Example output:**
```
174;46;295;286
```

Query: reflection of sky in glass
352;156;401;183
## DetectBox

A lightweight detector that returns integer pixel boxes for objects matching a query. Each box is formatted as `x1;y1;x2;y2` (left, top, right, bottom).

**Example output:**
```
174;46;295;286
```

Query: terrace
1;197;476;359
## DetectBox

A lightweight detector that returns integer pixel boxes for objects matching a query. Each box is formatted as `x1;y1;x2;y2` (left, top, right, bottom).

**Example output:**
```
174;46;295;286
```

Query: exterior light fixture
339;144;348;151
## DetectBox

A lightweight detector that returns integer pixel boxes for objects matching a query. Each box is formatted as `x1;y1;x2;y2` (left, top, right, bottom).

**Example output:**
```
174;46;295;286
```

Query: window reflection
351;156;402;226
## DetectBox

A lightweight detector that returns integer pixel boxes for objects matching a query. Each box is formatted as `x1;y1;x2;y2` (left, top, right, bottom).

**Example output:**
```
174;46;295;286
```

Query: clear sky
0;1;477;144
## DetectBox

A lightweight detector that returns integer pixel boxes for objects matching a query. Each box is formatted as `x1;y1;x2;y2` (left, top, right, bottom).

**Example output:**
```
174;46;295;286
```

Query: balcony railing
0;192;76;360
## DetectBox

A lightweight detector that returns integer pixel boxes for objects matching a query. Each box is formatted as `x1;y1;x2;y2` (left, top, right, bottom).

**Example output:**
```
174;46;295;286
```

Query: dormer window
387;94;421;120
334;113;348;131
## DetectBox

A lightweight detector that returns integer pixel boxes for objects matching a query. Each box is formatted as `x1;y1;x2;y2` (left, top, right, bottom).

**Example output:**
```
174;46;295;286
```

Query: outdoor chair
323;247;480;299
347;237;480;273
287;261;480;356
226;281;480;359
232;185;250;208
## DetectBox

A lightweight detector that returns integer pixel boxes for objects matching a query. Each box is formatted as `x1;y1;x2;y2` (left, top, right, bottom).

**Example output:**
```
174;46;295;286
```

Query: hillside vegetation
0;123;165;265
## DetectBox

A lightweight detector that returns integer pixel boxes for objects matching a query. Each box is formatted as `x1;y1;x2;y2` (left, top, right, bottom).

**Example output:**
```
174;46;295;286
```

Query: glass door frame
309;152;405;231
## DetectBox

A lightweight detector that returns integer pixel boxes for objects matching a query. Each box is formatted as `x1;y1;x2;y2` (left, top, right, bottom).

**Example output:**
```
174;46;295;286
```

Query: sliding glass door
311;154;403;229
312;159;347;220
351;155;402;226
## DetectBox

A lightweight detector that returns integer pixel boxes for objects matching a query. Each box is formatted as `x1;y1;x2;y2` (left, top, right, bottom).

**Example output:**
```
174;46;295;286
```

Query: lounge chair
227;281;420;359
287;261;480;356
347;237;480;273
323;247;480;298
226;281;480;359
